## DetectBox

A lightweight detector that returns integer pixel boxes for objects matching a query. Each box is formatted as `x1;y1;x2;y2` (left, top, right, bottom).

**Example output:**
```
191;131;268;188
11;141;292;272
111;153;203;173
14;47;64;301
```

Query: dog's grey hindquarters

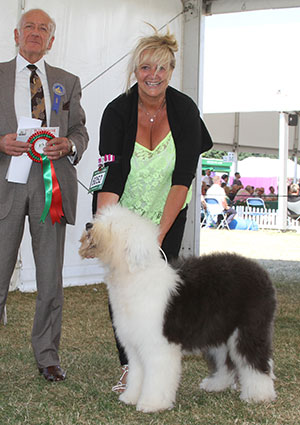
163;252;276;402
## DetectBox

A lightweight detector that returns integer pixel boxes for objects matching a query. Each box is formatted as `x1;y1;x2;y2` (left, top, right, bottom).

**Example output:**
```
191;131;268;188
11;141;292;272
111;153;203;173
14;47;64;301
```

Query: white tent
3;0;300;292
236;157;300;178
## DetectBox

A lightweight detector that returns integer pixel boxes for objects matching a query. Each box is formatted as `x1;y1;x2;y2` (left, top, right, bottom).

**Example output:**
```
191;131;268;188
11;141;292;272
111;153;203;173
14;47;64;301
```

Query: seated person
253;187;265;198
288;183;300;200
206;175;236;225
222;183;234;206
200;194;207;222
228;183;241;202
287;184;300;218
265;186;278;201
201;181;208;196
234;185;254;202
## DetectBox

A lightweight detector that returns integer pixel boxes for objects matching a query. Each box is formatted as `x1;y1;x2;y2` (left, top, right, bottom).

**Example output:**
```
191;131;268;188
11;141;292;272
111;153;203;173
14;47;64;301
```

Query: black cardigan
93;84;212;211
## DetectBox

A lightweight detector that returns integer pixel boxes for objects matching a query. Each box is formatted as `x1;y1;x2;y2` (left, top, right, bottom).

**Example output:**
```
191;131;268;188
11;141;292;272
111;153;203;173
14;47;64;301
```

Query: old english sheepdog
79;204;276;413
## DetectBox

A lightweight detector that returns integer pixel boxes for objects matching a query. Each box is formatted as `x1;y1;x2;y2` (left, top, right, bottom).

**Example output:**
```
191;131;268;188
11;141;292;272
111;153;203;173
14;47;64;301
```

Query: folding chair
200;205;208;227
287;199;300;224
246;198;266;209
204;197;230;230
245;197;267;228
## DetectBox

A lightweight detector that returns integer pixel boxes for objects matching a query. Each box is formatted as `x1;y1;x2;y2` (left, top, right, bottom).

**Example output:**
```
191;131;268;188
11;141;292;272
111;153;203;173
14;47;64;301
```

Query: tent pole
294;155;298;183
180;0;205;257
278;113;288;230
293;118;299;183
232;112;240;174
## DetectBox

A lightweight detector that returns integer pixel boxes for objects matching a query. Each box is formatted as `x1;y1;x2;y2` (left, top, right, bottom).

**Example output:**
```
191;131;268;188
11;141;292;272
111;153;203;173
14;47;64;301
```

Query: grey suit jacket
0;58;89;224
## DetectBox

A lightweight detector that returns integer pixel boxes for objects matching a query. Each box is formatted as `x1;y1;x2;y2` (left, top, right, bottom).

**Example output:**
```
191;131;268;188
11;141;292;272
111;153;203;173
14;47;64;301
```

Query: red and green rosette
27;130;64;225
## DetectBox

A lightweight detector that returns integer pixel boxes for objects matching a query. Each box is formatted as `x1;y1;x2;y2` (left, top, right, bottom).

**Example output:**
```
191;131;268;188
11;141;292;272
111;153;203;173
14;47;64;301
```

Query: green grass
1;280;300;425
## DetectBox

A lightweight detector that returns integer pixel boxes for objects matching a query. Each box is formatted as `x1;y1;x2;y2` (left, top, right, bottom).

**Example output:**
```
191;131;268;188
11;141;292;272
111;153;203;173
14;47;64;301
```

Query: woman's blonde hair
126;24;178;92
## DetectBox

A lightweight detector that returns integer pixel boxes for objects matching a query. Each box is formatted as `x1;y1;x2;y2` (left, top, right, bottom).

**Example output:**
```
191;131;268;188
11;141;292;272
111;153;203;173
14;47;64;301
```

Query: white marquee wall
1;0;183;291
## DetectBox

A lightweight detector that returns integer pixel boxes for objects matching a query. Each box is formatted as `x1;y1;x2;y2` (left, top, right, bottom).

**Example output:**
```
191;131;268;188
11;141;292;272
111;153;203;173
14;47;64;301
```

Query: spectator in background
232;172;242;186
203;169;213;187
221;174;229;186
287;183;300;219
202;181;208;196
228;184;241;202
222;183;233;206
206;175;236;225
234;185;254;202
288;183;300;200
253;187;265;198
265;186;277;201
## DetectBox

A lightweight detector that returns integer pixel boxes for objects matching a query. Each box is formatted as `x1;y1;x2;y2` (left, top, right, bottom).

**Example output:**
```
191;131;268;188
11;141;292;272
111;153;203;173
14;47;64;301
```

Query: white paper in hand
6;116;41;184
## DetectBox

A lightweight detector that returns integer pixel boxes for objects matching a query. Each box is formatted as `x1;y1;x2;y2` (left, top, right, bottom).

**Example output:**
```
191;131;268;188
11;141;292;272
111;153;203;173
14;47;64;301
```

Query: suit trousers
0;161;66;368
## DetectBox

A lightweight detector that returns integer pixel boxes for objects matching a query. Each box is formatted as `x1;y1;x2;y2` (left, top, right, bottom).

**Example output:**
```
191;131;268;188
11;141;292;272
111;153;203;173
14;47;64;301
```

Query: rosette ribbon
27;131;64;224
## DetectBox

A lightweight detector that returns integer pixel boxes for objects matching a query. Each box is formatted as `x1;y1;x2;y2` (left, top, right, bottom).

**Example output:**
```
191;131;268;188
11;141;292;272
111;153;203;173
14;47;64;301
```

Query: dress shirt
206;183;226;209
14;53;51;126
14;54;77;162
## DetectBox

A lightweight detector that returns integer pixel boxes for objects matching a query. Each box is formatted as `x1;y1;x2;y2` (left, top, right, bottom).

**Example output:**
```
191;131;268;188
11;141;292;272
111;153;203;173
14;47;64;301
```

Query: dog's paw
119;390;139;406
239;374;276;403
200;374;235;392
136;400;174;413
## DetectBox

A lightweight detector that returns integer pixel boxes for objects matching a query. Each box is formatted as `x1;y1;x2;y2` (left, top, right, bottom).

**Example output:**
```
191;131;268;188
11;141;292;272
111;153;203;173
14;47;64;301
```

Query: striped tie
27;64;47;126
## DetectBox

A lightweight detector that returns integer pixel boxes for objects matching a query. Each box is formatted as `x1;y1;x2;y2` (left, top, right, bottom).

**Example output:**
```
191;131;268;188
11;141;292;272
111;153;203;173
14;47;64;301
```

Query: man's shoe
38;365;66;382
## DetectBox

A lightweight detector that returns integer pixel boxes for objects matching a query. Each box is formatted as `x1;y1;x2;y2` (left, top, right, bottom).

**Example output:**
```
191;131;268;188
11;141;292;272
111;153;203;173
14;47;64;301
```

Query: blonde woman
93;26;213;391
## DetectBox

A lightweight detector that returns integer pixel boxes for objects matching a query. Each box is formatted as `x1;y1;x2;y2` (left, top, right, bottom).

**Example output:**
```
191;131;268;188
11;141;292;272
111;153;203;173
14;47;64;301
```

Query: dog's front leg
119;346;143;406
136;344;182;413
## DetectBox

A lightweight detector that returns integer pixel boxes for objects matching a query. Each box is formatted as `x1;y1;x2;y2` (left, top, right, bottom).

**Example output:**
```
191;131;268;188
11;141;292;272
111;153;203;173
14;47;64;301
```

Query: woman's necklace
139;98;166;123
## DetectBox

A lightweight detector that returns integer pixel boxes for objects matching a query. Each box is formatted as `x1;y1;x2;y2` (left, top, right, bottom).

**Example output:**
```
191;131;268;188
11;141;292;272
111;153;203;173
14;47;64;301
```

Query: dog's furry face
79;204;161;272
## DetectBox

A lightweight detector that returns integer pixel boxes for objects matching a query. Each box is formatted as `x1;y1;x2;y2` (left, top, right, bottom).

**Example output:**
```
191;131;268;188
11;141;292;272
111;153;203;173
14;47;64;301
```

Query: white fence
235;205;300;230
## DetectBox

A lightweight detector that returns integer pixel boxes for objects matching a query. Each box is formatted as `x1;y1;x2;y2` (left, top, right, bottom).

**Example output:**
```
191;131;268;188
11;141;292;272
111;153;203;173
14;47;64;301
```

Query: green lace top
120;132;192;224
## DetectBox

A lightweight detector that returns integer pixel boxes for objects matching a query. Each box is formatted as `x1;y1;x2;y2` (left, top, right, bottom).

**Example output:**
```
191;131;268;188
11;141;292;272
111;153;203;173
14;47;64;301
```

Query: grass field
1;276;300;425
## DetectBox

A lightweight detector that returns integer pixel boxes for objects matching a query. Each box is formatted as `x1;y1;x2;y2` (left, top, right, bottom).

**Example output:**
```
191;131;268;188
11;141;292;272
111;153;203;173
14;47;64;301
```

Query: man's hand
43;137;70;160
0;133;30;156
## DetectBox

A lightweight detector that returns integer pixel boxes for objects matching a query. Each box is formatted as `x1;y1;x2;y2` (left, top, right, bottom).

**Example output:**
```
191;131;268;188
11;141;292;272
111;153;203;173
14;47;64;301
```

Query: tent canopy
203;0;300;14
203;111;300;156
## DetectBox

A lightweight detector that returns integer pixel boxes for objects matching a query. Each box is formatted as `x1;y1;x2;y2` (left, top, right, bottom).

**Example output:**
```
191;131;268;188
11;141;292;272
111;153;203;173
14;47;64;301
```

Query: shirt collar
16;53;46;75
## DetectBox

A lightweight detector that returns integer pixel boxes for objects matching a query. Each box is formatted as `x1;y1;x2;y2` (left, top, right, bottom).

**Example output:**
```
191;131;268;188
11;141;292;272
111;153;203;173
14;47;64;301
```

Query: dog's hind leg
119;346;143;406
200;344;237;392
136;343;182;413
228;329;276;402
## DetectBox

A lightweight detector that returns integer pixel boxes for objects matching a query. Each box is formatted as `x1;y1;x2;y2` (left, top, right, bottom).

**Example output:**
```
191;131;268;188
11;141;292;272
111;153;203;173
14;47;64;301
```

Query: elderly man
206;175;236;225
0;9;89;381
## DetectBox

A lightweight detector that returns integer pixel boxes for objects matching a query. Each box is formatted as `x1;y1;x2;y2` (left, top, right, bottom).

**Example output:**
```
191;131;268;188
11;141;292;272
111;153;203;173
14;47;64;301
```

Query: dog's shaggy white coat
79;204;276;412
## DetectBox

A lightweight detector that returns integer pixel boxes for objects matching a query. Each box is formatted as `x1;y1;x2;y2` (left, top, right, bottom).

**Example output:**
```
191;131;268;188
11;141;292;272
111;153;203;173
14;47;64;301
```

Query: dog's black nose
86;222;93;231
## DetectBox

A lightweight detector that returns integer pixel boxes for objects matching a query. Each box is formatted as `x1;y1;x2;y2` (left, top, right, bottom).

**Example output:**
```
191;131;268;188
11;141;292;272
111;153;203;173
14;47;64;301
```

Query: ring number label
88;167;108;193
